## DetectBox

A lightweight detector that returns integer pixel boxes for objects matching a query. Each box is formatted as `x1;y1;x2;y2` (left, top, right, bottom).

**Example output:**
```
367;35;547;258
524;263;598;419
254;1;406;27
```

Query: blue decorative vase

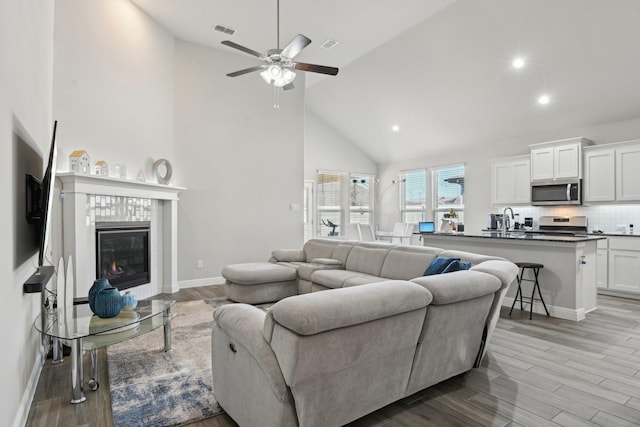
88;278;111;314
120;291;138;310
94;287;122;318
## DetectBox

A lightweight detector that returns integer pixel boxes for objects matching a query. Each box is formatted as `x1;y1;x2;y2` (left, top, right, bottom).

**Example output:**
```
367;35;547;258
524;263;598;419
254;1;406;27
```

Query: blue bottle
94;287;122;318
88;278;111;314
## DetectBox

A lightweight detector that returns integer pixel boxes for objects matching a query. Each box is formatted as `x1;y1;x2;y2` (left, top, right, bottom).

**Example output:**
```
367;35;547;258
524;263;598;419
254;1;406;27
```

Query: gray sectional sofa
212;239;518;426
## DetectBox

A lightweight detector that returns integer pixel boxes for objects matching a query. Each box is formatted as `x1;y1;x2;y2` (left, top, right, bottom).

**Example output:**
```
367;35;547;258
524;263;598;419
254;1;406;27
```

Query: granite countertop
422;231;606;243
587;231;639;237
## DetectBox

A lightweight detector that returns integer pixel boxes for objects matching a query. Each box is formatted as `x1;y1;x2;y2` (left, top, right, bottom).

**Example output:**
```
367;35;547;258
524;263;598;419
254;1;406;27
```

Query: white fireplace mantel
57;172;185;200
58;172;185;300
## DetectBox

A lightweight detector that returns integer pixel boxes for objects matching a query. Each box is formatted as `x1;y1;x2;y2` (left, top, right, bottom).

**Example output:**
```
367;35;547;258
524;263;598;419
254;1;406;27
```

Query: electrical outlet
196;260;203;269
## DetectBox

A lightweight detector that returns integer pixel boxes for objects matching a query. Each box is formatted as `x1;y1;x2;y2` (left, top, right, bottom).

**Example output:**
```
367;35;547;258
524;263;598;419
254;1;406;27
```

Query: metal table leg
88;349;99;391
163;307;172;352
70;338;86;404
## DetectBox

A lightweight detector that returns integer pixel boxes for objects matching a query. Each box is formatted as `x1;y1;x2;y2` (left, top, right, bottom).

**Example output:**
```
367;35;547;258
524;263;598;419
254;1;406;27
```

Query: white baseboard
178;276;225;289
502;297;585;321
14;350;44;427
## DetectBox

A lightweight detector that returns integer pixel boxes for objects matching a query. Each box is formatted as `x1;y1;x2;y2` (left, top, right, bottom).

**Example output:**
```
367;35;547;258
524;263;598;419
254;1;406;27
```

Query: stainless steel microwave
531;179;582;206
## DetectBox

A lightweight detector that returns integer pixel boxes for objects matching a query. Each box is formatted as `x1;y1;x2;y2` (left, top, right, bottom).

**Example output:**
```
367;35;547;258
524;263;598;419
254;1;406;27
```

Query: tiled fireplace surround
58;172;184;301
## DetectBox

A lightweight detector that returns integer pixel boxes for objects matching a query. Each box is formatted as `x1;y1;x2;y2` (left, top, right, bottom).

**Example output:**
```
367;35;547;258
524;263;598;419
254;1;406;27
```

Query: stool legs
509;266;550;319
531;267;550;319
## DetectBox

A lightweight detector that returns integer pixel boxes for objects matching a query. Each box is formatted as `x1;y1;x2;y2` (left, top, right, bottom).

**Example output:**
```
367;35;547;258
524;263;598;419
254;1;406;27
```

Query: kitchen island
421;231;605;321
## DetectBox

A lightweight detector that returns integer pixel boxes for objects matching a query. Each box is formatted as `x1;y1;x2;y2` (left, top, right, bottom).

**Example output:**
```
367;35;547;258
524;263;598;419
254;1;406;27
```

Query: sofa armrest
212;304;289;399
269;280;432;336
410;270;502;305
271;249;306;262
470;259;519;289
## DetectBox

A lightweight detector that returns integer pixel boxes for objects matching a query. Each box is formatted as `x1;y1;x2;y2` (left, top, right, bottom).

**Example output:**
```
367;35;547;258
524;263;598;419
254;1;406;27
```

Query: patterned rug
107;297;270;427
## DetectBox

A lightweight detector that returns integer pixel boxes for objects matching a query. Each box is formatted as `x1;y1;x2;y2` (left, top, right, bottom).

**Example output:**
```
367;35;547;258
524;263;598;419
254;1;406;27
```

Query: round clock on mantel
153;159;173;185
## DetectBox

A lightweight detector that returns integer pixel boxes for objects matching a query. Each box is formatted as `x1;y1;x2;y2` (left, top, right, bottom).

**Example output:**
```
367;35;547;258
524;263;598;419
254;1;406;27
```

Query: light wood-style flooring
26;286;640;426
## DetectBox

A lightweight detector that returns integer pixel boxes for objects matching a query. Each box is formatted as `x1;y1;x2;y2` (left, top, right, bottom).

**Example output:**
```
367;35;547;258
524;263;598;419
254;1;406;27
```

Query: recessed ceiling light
538;94;550;105
391;125;400;132
512;57;525;69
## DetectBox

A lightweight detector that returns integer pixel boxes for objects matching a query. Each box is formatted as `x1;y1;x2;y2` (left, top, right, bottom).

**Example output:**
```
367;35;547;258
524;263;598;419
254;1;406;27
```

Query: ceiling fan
221;0;339;92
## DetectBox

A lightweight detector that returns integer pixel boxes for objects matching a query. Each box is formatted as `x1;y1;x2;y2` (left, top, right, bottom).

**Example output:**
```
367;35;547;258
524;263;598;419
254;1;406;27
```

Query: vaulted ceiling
132;0;640;163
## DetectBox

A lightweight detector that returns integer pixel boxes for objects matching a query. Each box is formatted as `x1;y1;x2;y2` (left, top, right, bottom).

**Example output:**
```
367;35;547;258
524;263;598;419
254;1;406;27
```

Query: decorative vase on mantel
94;287;122;318
88;278;111;313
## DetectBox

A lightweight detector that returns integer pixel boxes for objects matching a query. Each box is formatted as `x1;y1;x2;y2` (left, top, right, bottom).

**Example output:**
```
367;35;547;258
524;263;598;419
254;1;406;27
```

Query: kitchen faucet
502;207;514;235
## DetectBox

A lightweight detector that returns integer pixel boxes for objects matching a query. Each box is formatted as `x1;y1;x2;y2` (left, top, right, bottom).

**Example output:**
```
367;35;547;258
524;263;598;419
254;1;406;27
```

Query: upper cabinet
584;146;615;202
530;137;593;181
583;140;640;203
491;155;530;205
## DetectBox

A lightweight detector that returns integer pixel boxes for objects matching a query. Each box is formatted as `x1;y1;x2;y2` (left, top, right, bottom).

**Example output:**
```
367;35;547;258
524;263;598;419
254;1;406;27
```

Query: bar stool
509;262;550;320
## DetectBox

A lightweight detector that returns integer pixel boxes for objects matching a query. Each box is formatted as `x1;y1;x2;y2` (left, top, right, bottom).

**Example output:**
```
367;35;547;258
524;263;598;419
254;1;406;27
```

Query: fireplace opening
96;222;150;291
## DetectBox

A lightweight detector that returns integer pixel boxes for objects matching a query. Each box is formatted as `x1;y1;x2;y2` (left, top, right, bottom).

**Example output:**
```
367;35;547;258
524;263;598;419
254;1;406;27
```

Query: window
400;169;427;223
349;174;374;225
316;171;375;237
432;164;465;227
317;171;346;237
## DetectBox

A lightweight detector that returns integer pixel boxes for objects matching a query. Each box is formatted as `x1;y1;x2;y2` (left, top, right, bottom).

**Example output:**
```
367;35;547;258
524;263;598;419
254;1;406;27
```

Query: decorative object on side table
120;291;138;310
153;158;173;185
94;287;122;318
88;278;111;313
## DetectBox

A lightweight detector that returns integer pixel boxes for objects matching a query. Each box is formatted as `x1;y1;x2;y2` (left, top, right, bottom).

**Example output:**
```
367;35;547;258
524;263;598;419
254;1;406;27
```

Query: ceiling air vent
213;24;236;36
320;38;339;49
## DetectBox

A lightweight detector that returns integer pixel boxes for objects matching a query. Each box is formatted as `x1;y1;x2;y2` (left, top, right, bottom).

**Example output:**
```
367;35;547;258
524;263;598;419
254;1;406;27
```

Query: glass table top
34;299;175;340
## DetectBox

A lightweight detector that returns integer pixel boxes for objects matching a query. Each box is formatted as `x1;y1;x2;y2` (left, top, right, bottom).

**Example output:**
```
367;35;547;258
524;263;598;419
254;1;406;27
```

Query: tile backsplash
490;204;640;232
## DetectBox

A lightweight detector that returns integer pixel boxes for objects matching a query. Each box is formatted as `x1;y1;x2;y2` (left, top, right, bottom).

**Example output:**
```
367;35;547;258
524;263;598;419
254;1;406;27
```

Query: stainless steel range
526;216;588;236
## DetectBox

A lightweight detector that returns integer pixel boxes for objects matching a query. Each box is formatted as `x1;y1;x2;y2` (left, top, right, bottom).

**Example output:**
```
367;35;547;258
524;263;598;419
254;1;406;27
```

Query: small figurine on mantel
94;160;109;176
69;150;91;174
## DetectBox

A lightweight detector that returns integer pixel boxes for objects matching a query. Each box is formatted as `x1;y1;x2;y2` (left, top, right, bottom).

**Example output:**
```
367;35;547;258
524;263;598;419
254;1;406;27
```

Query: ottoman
222;262;298;304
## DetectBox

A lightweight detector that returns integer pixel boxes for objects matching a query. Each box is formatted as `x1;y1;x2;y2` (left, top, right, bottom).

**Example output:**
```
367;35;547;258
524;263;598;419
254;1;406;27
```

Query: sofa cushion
311;269;379;289
222;262;298;285
423;257;460;276
303;239;343;262
379;246;442;280
441;260;472;274
345;246;390;276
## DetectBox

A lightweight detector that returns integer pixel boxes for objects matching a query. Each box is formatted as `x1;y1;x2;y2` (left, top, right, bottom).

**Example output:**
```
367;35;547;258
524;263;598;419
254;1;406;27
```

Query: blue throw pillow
441;260;473;274
424;257;460;276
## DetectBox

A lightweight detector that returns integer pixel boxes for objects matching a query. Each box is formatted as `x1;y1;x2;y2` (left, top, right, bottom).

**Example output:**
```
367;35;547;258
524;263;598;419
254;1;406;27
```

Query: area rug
107;297;270;427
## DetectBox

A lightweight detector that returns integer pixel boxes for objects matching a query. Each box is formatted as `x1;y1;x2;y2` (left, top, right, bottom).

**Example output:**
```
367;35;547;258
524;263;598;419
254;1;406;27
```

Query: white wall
304;110;377;179
0;1;54;426
53;0;174;180
173;40;305;282
378;116;640;233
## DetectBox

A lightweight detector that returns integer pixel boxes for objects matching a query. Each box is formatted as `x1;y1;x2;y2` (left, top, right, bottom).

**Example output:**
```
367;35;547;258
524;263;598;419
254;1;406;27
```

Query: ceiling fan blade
283;82;295;91
221;40;263;58
281;34;311;59
226;66;265;77
294;62;339;76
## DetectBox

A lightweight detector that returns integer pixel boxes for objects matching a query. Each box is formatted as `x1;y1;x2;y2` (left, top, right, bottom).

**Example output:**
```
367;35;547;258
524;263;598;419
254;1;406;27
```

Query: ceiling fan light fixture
260;65;296;87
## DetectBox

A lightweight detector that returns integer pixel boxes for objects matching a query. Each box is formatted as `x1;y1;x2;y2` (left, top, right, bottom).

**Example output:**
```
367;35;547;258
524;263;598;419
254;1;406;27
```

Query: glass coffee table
34;299;175;403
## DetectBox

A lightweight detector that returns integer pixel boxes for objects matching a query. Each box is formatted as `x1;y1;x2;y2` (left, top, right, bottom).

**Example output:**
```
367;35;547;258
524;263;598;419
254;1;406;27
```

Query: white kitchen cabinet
491;155;530;205
530;137;592;181
608;237;640;293
616;143;640;201
583;147;615;202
